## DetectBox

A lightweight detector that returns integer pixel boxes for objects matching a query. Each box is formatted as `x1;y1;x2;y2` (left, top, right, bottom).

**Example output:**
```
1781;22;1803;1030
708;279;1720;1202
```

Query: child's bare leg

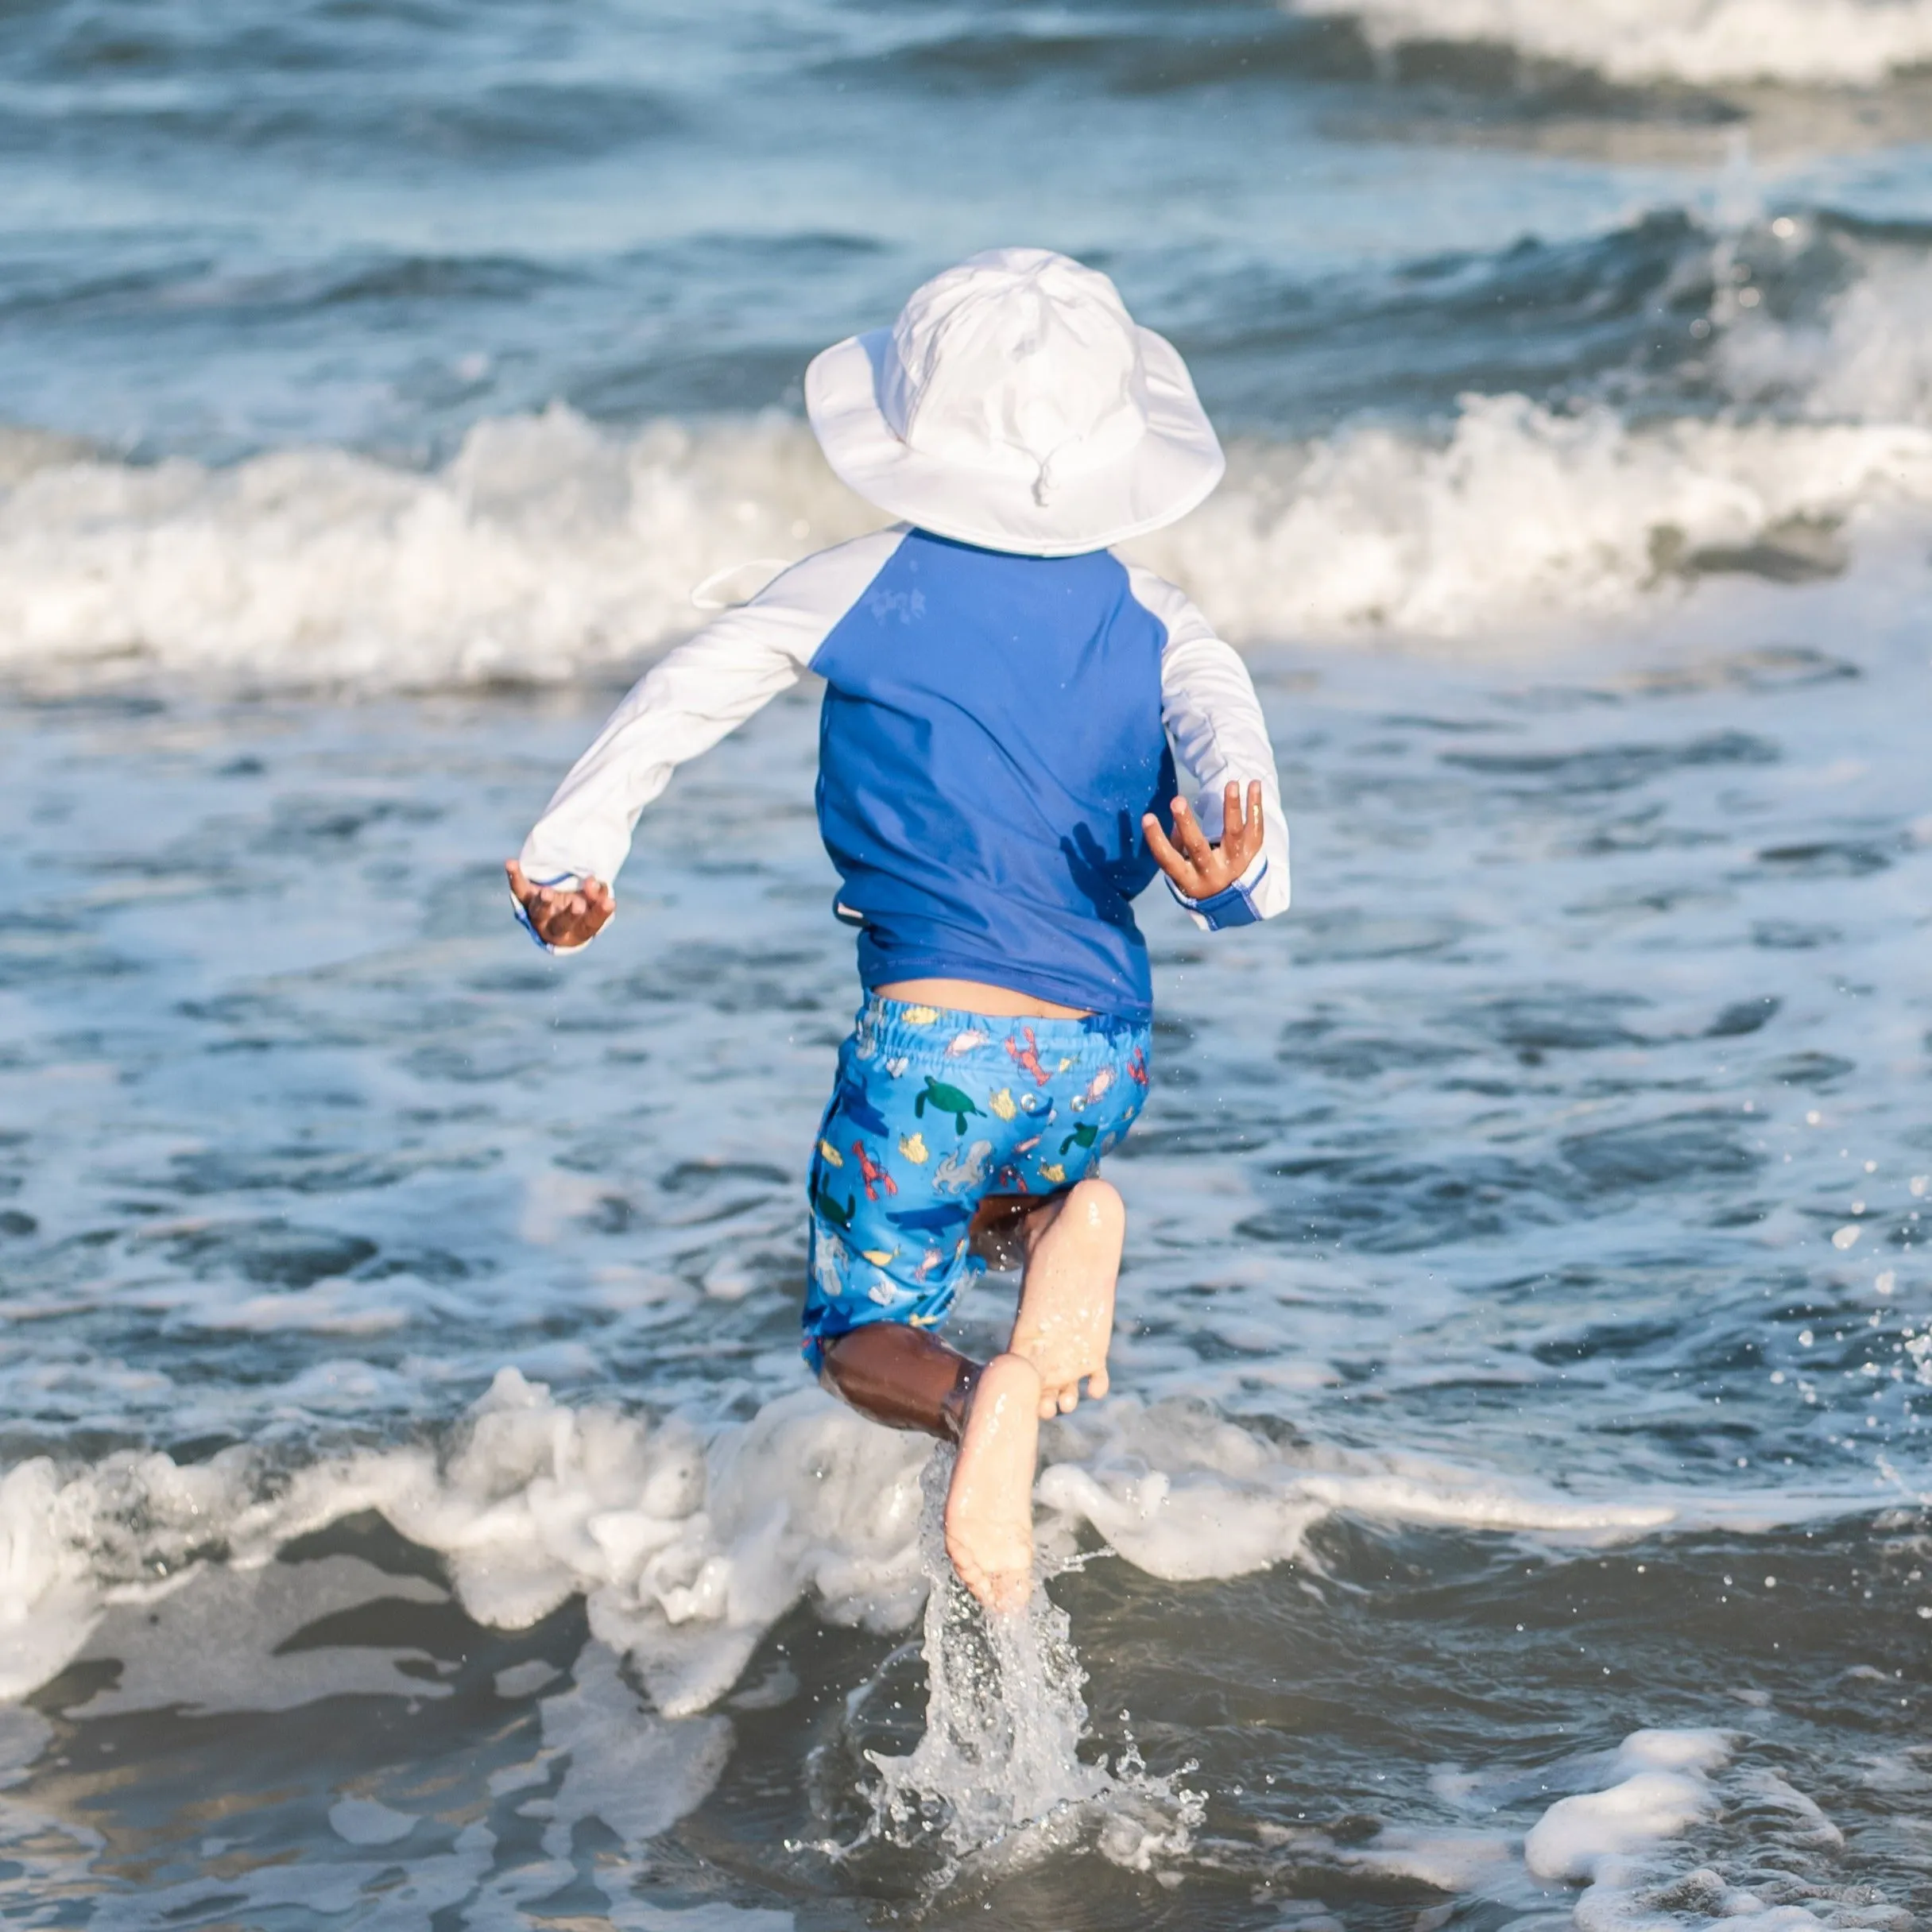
941;1178;1131;1609
1005;1177;1124;1419
819;1324;1041;1613
819;1323;978;1438
943;1351;1041;1614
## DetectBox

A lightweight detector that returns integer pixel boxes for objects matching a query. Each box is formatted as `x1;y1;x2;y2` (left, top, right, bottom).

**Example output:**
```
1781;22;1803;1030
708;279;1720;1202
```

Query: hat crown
879;249;1150;502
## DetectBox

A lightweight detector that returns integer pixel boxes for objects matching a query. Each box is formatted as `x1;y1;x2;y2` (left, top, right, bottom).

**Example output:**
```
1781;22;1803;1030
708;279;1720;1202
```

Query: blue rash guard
516;525;1290;1020
813;532;1176;1016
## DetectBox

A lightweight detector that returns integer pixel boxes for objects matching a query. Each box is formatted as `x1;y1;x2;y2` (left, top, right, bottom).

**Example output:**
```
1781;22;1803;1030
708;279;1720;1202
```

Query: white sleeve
514;528;903;950
1126;563;1291;931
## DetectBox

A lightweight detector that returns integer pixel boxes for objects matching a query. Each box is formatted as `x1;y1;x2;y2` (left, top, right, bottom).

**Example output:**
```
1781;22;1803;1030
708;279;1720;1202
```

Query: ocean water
2;2;1930;1926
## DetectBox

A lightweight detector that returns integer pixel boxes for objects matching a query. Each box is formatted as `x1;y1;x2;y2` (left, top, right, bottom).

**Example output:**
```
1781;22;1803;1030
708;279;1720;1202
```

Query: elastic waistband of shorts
855;992;1147;1059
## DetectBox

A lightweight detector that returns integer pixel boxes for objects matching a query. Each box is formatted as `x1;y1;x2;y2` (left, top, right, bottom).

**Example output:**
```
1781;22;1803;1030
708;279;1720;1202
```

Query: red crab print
851;1140;898;1202
1005;1025;1051;1088
1127;1046;1149;1088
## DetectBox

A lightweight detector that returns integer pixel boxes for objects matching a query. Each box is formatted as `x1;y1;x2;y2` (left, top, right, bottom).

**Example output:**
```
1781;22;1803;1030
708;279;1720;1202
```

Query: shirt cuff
1167;850;1270;931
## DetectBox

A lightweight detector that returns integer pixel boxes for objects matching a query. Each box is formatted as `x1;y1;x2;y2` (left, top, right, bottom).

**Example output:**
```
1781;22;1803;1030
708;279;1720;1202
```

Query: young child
506;249;1288;1614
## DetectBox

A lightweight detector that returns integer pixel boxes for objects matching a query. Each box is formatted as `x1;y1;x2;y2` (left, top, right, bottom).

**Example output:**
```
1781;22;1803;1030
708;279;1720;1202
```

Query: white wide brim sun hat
806;247;1225;559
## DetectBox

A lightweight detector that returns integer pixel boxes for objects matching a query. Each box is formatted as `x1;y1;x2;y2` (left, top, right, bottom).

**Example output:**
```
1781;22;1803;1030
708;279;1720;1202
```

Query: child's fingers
1223;780;1244;844
1218;782;1265;872
1171;797;1218;871
1219;782;1251;873
549;894;591;942
1140;813;1197;889
1238;781;1264;861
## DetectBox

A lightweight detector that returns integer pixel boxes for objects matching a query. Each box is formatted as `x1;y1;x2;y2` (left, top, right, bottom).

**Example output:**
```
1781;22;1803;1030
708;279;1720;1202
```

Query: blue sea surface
2;3;1930;1927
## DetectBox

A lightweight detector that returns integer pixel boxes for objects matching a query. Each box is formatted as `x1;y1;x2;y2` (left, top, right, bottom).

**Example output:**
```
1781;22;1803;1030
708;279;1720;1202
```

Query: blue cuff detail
1170;854;1267;931
1189;881;1262;928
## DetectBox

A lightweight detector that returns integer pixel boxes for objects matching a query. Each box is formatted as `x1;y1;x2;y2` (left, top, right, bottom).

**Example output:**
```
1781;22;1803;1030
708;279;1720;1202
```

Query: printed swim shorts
801;993;1152;1369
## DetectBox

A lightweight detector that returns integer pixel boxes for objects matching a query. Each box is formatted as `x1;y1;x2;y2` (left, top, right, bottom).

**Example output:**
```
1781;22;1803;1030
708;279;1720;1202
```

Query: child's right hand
505;860;615;949
1143;779;1265;900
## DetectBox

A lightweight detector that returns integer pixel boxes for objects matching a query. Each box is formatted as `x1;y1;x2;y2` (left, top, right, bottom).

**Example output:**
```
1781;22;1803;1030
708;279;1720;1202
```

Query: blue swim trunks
802;994;1152;1368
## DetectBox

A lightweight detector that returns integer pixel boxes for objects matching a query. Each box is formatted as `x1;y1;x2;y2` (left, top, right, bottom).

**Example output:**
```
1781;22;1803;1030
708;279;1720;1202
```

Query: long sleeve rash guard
517;525;1289;1021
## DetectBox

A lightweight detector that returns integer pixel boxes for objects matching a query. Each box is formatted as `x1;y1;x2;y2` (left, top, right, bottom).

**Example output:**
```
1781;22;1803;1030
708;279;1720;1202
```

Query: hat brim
804;325;1225;558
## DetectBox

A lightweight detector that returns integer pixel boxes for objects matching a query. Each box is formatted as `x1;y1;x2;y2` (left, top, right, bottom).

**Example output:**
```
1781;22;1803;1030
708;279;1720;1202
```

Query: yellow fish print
818;1139;844;1166
899;1131;930;1164
861;1247;897;1267
901;1005;940;1026
989;1086;1017;1121
1038;1162;1067;1185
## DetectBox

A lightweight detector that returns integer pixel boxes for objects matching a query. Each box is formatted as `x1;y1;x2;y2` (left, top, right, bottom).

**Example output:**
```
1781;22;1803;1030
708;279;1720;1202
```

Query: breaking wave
0;1369;1709;1712
1291;0;1932;87
9;1366;1902;1721
2;400;1928;687
4;207;1932;686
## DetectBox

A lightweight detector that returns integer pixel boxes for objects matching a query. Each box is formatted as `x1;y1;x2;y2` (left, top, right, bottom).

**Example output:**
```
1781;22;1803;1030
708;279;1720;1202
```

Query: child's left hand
506;860;615;949
1143;779;1264;900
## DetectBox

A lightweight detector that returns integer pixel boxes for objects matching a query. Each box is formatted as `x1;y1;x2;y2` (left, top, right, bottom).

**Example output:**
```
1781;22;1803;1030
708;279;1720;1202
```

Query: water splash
862;1449;1202;1884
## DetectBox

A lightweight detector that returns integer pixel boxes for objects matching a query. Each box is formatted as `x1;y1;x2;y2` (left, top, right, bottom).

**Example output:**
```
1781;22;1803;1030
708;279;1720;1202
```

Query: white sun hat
805;247;1225;558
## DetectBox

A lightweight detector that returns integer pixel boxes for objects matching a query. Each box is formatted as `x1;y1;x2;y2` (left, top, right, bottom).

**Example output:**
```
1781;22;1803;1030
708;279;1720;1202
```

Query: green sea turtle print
915;1074;985;1136
1059;1119;1100;1157
811;1180;857;1232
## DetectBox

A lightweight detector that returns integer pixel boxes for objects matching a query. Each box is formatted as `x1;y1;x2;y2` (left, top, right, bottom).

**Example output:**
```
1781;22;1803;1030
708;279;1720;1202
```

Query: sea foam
0;1373;1697;1715
6;232;1932;691
1525;1729;1732;1884
1517;1730;1866;1930
1293;0;1932;85
4;396;1930;689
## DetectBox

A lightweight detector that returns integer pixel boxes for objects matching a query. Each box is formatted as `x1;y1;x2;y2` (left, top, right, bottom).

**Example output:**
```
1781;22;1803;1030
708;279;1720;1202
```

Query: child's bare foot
1007;1177;1123;1418
944;1352;1042;1614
